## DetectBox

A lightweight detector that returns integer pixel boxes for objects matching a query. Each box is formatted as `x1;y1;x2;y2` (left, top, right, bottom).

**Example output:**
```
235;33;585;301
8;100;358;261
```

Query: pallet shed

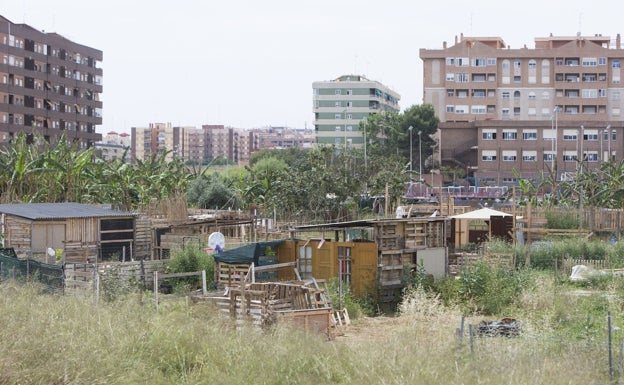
0;203;136;263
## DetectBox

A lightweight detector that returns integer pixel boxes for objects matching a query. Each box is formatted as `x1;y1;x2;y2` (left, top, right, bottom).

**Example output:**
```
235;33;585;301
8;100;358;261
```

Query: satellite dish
208;232;225;252
47;247;56;257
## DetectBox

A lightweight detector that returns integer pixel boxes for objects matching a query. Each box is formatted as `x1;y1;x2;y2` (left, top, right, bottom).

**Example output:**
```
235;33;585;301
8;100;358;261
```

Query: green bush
545;210;579;229
457;260;531;315
165;244;215;292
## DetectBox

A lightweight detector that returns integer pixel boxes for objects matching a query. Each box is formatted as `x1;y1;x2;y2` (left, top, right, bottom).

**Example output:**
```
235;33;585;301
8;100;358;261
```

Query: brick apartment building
0;15;103;147
420;33;624;185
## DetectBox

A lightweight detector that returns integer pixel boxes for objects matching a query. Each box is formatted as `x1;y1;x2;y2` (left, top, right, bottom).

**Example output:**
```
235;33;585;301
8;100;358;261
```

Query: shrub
457;260;531;315
545;210;579;229
165;244;215;292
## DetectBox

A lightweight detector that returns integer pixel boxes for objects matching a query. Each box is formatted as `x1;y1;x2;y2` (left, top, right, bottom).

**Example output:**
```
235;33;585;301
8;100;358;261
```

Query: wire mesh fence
0;248;64;293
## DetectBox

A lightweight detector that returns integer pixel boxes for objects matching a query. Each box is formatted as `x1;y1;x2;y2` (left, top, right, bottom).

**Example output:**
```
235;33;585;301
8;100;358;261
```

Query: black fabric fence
0;248;64;293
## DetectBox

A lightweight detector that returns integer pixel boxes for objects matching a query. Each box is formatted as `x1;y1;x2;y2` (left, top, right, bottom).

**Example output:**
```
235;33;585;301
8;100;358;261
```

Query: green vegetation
1;267;620;384
165;244;215;292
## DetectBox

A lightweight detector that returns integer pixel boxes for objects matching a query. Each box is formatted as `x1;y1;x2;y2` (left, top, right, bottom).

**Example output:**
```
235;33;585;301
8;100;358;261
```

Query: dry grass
0;279;615;384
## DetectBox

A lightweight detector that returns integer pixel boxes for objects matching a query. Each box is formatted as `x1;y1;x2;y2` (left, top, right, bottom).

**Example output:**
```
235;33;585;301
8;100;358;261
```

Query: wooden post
202;270;207;296
154;271;159;313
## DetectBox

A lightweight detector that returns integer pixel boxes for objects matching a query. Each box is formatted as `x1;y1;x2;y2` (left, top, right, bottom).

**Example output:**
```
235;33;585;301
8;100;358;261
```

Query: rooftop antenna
578;12;583;36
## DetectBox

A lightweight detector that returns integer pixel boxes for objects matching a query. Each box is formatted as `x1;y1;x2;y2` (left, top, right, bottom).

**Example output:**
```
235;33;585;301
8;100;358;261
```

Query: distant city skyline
2;0;622;133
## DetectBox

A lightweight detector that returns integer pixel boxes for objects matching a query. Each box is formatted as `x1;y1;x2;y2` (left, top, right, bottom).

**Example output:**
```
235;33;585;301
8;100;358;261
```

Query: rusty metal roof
0;203;134;220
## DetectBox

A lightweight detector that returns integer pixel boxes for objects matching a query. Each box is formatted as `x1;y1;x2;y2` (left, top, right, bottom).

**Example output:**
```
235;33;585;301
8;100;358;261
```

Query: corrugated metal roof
0;203;134;220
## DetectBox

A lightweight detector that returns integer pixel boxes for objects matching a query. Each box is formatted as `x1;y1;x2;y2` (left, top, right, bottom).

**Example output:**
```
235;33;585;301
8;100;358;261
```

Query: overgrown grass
0;273;619;384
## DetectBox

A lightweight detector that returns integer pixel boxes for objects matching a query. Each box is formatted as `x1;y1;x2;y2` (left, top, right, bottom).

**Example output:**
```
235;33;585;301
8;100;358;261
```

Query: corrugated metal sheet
0;203;134;220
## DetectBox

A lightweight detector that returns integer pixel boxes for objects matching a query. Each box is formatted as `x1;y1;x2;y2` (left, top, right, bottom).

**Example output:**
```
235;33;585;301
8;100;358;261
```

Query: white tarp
450;207;512;220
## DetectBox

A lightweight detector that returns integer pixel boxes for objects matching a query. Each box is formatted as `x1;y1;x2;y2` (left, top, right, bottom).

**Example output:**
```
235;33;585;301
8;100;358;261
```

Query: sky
2;0;624;134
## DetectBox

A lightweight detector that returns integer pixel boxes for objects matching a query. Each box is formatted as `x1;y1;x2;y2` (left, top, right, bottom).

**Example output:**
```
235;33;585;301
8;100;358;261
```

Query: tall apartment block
420;33;624;185
131;123;205;165
0;16;103;147
313;75;400;147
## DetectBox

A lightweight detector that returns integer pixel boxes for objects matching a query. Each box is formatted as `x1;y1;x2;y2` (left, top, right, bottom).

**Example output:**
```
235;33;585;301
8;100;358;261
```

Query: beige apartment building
420;33;624;185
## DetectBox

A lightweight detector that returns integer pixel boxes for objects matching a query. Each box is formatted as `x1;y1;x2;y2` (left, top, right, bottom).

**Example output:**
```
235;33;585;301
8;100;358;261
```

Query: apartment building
0;15;103;147
94;131;130;162
420;33;624;185
313;75;400;147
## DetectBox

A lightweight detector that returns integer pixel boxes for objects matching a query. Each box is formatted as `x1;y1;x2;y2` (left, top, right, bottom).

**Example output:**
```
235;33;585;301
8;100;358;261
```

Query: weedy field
0;267;621;385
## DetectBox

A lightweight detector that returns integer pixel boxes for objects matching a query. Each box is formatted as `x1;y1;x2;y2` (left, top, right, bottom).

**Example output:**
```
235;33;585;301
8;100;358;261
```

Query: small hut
0;203;136;263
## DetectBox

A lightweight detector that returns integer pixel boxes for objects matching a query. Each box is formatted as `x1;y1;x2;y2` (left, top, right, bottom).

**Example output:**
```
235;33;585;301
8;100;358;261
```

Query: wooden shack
0;203;136;263
293;217;448;303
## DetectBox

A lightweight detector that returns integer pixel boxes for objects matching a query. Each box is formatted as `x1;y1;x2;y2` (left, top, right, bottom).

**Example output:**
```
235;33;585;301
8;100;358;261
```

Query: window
582;89;598;98
563;130;578;140
346;125;353;131
457;73;469;82
447;89;455;97
472;74;486;82
457;90;468;98
528;92;536;100
473;58;486;67
471;105;486;114
487;58;497;65
502;91;510;99
482;130;496;140
335;89;342;95
528;107;536;115
523;130;537;140
482;150;497;161
502;108;510;115
335;126;341;131
514;76;521;83
502;151;517;161
542;60;550;83
346;89;353;95
346;113;353;120
614;60;621;68
457;57;469;67
335;114;341;119
514;107;521;115
298;245;313;280
514;91;521;99
543;152;555;161
542;91;550;100
583;130;598;141
502;130;517;140
455;105;468;114
612;91;620;100
446;105;455;113
582;57;597;66
514;60;521;69
335;101;342;107
585;152;598;162
472;90;485;98
563;152;577;162
446;73;455;81
337;246;352;285
522;151;537;162
599;57;607;65
446;57;455;66
347;101;353;107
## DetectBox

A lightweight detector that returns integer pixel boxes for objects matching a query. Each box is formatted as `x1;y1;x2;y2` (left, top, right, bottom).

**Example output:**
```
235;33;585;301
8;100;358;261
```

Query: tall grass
0;277;616;384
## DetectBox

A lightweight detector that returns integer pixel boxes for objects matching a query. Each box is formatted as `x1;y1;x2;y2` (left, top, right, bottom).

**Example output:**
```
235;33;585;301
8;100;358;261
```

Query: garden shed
0;203;136;263
450;207;514;247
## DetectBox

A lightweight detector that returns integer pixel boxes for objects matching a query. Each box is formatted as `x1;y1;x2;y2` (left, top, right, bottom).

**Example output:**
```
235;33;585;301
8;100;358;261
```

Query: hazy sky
2;0;623;133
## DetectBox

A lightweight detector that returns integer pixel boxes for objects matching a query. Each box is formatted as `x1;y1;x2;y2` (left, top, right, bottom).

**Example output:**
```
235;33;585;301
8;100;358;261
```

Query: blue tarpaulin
212;239;289;265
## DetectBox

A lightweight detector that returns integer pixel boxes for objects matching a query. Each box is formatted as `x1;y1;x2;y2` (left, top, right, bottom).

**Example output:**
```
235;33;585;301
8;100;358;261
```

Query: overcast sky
2;0;623;133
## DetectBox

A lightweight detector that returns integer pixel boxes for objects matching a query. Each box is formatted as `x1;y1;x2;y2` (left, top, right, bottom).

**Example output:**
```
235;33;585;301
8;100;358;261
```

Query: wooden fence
64;259;166;294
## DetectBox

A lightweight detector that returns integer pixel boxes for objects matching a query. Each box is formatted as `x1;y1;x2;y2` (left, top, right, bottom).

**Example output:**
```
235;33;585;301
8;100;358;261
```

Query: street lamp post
408;126;413;179
418;130;423;182
580;125;585;174
607;124;612;162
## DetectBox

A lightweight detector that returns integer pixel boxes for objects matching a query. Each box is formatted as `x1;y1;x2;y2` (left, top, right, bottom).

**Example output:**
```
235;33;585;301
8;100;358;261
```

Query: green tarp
213;239;289;265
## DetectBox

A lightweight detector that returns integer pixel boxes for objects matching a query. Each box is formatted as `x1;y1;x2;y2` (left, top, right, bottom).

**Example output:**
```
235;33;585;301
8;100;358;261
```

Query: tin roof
0;203;134;220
